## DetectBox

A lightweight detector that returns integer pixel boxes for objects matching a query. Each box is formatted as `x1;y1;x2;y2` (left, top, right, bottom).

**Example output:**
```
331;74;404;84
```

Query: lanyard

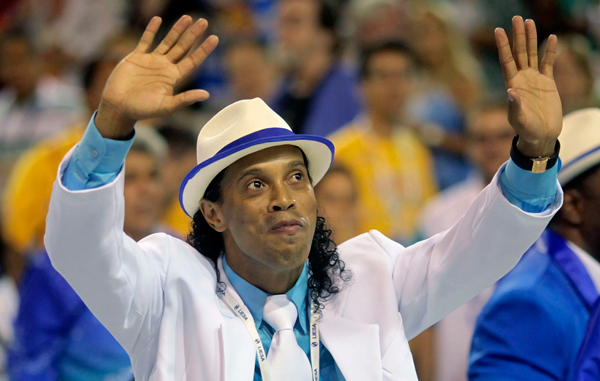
217;284;321;381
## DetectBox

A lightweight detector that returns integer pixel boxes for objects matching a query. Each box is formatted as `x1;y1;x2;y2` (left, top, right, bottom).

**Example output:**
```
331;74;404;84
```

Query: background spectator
9;130;167;381
157;124;198;238
330;40;436;246
548;34;599;115
420;102;514;237
571;297;600;381
24;0;129;63
407;6;483;190
469;108;600;381
314;163;359;244
1;34;138;257
0;29;82;186
271;0;362;136
224;40;279;102
419;101;514;381
0;223;20;381
348;0;410;50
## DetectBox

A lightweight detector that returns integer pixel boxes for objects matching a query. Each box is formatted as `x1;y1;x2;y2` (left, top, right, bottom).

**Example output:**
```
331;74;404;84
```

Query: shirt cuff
62;111;135;190
498;158;561;213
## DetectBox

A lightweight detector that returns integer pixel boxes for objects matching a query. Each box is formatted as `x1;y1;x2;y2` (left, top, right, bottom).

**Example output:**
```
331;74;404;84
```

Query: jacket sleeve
369;168;563;340
44;149;169;354
468;290;569;381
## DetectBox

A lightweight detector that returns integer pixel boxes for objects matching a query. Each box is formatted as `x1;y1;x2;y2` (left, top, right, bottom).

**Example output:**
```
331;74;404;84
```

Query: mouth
270;219;304;234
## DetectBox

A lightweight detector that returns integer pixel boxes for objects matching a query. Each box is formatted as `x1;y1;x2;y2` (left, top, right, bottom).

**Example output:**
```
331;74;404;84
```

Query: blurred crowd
1;0;600;380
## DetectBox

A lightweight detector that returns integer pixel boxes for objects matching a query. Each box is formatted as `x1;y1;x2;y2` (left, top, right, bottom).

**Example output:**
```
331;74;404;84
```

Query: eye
291;172;304;182
247;180;263;189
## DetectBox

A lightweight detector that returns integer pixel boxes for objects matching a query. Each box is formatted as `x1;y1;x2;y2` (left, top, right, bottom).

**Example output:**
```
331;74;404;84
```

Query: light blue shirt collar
222;255;309;334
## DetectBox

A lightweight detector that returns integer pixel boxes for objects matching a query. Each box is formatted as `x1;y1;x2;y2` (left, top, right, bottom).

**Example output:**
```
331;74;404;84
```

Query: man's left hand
496;16;561;157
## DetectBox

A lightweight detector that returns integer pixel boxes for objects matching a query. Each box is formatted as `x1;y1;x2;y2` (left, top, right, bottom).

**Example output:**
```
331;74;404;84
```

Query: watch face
531;158;549;173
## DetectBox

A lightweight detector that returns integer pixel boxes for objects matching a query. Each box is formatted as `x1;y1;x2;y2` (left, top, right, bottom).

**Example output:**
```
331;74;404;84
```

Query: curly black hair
186;158;352;314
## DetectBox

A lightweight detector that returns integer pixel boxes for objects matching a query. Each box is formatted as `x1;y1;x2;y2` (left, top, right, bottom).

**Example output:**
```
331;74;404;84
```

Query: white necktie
263;294;312;381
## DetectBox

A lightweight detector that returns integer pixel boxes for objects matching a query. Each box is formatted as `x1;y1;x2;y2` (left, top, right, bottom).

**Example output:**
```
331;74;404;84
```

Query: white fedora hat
558;107;600;186
179;98;335;217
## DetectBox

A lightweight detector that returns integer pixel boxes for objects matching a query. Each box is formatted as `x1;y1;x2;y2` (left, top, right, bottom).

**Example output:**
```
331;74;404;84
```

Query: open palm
97;16;218;135
496;17;562;156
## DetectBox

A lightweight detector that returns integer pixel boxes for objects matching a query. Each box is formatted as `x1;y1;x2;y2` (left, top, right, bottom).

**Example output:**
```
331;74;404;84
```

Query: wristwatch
510;135;560;173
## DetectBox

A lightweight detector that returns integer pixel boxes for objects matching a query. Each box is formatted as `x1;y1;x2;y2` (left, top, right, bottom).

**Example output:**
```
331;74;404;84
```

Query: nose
269;182;295;212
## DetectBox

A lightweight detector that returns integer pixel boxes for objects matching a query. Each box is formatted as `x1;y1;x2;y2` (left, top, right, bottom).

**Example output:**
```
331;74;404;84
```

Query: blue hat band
560;145;600;173
217;128;294;154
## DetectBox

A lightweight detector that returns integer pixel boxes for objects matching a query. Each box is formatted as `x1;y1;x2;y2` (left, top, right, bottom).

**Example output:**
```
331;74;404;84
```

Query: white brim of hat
558;145;600;186
557;107;600;186
179;134;335;218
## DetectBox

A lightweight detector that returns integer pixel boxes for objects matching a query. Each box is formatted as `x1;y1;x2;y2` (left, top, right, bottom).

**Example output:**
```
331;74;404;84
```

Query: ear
560;189;585;226
199;199;227;233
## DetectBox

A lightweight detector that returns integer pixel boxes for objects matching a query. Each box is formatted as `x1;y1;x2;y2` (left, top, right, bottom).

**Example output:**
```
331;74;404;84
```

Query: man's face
209;145;317;272
466;108;514;182
276;0;329;68
0;37;40;99
123;150;164;241
554;51;592;104
412;13;449;66
315;169;358;243
85;60;118;113
362;51;412;120
162;149;197;202
356;3;408;48
225;43;275;100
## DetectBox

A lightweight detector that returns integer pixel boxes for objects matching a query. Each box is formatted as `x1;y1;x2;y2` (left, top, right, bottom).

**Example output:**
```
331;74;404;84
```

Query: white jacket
45;153;563;381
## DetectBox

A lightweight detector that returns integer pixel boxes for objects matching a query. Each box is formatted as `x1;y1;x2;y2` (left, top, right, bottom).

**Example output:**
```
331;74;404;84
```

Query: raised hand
96;16;219;139
496;16;561;157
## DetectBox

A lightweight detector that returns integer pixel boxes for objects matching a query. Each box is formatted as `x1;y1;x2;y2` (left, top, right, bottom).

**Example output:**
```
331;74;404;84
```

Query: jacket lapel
546;230;599;310
220;318;256;381
319;313;383;381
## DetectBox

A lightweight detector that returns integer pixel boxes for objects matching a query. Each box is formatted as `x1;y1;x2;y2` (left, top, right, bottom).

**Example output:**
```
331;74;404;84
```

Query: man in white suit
45;15;563;380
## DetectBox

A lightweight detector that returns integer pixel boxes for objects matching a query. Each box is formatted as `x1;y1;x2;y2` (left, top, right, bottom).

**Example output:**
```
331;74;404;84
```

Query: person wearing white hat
469;107;600;381
45;15;563;381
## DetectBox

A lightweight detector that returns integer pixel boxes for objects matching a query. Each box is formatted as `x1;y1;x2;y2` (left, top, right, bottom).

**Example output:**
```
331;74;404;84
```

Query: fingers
525;19;538;70
169;89;210;112
540;34;558;78
495;28;518;81
497;16;544;83
166;18;209;63
177;35;219;79
512;16;528;70
135;17;162;53
154;16;193;55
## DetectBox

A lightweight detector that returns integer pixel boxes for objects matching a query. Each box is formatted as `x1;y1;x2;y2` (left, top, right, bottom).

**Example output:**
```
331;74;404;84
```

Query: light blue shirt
62;112;134;190
222;257;342;380
61;114;561;380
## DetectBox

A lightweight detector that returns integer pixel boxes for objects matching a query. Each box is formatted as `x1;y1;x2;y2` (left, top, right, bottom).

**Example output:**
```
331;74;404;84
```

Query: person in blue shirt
270;0;361;136
43;15;564;380
571;297;600;381
8;131;167;381
469;107;600;381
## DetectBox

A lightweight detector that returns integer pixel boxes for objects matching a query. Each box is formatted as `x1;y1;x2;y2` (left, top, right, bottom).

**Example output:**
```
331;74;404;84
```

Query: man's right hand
95;16;219;139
